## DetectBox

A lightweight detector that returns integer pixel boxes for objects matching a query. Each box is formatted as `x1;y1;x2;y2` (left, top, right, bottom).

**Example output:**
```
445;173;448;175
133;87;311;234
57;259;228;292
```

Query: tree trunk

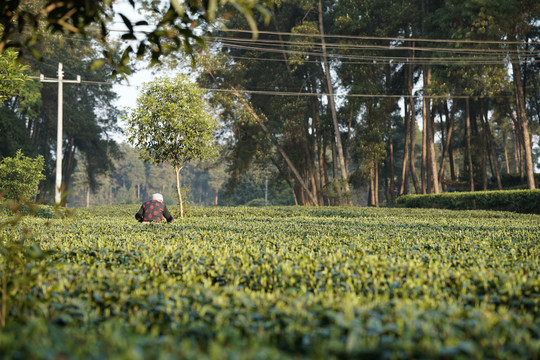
314;96;329;205
426;96;440;193
482;106;502;190
421;90;427;194
480;103;488;191
400;95;410;196
388;121;396;201
510;121;520;174
503;132;510;174
375;162;379;207
236;92;319;205
438;100;456;185
438;105;446;190
304;117;320;205
385;64;396;203
369;162;375;207
318;0;351;204
62;136;76;193
407;49;420;195
409;101;421;194
428;106;440;193
331;139;341;204
446;101;457;181
511;55;536;189
509;101;525;178
465;98;474;191
174;164;184;218
331;140;339;180
420;5;427;194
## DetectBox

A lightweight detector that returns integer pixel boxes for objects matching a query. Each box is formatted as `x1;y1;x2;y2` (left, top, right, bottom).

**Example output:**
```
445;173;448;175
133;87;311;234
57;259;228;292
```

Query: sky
110;0;149;111
109;1;162;141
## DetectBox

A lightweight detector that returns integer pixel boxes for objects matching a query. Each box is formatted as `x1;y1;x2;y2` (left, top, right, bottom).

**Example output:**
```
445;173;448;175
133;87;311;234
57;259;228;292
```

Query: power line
214;42;523;65
102;25;540;47
204;87;515;99
212;42;540;66
53;26;539;66
205;53;535;66
220;28;540;46
209;35;539;56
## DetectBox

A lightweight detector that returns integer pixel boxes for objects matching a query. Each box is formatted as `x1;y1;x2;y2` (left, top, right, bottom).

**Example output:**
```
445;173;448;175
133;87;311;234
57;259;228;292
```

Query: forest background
1;0;539;208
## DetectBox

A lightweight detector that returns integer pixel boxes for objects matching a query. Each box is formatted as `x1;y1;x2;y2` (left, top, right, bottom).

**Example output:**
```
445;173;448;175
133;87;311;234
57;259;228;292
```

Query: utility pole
40;63;81;205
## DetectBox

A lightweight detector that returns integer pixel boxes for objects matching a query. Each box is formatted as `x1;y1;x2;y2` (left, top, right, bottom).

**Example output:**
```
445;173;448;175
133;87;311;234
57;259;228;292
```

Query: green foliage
0;205;539;358
1;27;122;200
0;203;64;219
0;0;272;76
0;197;51;328
396;189;540;214
67;145;230;207
221;171;294;206
246;198;267;206
126;74;218;168
0;48;28;102
0;150;45;201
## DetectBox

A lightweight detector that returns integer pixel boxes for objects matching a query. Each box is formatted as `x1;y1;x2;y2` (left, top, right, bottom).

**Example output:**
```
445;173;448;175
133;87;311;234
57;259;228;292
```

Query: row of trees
1;0;274;208
67;143;294;208
2;0;539;208
192;0;539;206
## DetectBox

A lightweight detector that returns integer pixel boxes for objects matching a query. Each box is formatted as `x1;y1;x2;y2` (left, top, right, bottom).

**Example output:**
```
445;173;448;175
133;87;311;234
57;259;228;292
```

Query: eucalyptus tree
330;0;423;203
125;74;218;218
430;0;540;190
199;0;328;206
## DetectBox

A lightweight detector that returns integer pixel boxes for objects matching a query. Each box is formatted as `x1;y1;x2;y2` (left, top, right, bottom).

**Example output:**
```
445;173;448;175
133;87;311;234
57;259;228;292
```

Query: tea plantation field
1;205;539;359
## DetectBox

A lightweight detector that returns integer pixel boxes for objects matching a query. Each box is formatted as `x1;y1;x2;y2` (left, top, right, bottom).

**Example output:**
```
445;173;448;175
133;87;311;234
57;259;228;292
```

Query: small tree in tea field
126;74;218;218
0;150;45;201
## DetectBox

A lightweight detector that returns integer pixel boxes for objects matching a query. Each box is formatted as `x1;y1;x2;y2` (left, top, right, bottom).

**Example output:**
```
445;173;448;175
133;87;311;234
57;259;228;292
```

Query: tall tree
317;0;351;204
198;1;330;206
432;0;539;189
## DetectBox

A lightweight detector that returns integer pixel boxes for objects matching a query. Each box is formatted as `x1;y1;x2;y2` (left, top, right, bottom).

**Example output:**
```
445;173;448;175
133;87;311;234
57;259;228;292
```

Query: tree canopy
0;47;28;102
196;0;540;206
126;74;218;217
0;0;272;76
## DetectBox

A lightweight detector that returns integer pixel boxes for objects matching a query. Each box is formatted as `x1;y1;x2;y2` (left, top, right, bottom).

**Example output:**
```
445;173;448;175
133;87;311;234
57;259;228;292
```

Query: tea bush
396;189;540;214
0;206;538;359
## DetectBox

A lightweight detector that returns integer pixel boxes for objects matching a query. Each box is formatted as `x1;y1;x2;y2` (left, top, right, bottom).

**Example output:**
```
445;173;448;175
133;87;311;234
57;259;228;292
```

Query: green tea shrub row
1;206;539;359
396;189;540;213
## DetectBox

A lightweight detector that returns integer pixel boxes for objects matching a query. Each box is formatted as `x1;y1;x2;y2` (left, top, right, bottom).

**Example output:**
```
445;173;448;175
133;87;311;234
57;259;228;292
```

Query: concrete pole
55;63;64;204
39;63;80;205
